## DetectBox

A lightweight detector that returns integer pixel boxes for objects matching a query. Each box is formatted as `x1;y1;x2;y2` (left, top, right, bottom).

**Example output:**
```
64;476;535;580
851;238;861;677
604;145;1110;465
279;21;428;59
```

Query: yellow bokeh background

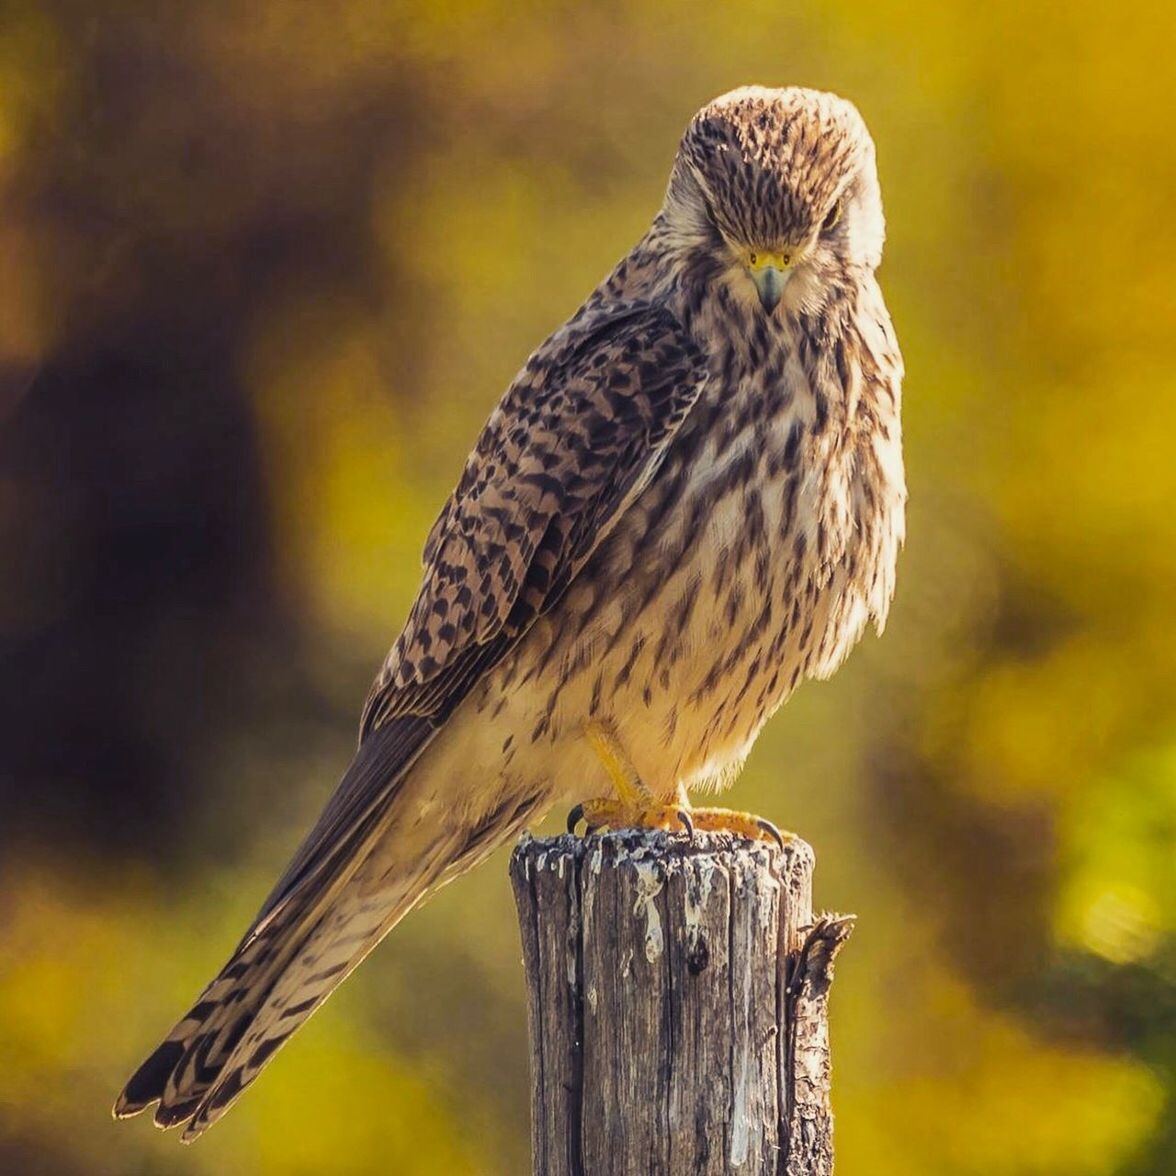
1;2;1173;1172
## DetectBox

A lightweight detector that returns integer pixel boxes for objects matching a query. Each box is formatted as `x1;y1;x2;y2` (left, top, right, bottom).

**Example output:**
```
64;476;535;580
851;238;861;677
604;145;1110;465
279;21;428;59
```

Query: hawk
115;85;905;1140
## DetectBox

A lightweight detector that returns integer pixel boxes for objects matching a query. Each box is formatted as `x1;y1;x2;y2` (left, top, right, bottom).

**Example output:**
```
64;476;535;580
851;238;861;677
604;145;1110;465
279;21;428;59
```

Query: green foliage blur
1;2;1173;1172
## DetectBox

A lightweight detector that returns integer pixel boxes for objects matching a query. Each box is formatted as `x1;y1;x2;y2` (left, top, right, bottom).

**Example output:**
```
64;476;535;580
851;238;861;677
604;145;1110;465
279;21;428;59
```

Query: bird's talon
756;817;786;849
677;808;695;838
566;803;585;835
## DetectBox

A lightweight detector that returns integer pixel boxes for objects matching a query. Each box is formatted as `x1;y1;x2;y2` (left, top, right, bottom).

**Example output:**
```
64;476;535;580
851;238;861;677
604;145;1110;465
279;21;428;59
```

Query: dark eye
822;200;844;233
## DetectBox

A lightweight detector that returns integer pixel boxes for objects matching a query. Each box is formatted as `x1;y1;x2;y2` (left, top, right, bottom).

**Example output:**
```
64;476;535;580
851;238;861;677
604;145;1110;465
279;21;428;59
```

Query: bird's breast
489;292;904;796
572;310;900;781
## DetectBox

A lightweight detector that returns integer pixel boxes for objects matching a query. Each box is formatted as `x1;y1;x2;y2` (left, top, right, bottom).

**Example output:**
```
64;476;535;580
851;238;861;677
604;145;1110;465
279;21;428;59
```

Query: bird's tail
114;721;546;1142
113;832;435;1142
114;718;468;1140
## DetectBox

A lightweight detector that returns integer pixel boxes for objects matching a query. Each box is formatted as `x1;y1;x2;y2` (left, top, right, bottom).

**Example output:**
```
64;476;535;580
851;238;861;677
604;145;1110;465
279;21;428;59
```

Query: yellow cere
748;248;793;270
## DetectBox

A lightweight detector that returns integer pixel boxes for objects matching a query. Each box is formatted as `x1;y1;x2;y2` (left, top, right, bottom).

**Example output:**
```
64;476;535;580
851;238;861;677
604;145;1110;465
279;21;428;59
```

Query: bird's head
663;86;886;314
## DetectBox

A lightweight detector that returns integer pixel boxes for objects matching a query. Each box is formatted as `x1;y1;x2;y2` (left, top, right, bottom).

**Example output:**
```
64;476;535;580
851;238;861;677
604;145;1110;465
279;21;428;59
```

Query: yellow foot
565;798;792;847
567;798;693;836
573;720;790;847
686;807;794;848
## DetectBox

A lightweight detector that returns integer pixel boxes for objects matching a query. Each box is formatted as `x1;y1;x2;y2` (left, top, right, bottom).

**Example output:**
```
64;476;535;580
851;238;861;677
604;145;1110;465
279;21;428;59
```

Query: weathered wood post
510;830;853;1175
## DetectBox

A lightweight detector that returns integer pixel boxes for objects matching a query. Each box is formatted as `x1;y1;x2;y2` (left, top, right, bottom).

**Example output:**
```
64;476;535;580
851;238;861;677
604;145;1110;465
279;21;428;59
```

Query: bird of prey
115;84;905;1140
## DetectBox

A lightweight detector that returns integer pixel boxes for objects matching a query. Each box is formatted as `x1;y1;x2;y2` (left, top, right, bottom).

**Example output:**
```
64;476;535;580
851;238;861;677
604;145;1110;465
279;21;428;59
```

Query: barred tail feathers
181;868;431;1140
178;776;551;1140
114;822;445;1138
114;707;548;1140
113;880;321;1126
113;717;437;1133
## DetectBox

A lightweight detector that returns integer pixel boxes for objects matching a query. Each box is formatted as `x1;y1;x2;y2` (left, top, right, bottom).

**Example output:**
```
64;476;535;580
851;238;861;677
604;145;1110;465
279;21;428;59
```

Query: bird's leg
567;721;693;835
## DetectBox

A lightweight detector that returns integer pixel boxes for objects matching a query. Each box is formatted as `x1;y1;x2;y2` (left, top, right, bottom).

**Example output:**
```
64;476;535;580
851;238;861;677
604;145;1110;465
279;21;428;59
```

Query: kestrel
115;85;905;1140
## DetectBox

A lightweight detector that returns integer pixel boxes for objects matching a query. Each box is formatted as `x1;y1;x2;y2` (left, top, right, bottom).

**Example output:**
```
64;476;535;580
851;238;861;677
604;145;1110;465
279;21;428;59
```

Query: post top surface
511;829;815;877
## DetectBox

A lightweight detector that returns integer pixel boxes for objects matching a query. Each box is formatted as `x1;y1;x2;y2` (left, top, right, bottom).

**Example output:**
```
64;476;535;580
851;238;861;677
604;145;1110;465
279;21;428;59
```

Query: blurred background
1;2;1173;1173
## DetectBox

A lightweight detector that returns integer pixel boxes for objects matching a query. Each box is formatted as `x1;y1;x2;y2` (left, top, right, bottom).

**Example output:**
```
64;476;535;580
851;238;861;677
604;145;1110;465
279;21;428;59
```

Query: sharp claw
567;803;585;835
756;817;785;848
677;809;695;838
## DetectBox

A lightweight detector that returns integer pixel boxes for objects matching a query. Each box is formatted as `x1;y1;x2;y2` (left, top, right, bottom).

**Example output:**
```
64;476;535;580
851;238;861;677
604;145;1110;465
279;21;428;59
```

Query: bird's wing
374;299;709;718
259;299;707;920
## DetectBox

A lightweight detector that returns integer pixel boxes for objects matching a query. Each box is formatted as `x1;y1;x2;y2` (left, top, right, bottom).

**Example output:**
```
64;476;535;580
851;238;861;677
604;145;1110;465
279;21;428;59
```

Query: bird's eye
749;251;758;265
822;201;844;234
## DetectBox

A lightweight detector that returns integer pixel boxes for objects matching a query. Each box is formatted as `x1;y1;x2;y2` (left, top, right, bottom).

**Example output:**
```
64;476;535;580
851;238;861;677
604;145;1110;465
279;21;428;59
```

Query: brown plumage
115;84;905;1140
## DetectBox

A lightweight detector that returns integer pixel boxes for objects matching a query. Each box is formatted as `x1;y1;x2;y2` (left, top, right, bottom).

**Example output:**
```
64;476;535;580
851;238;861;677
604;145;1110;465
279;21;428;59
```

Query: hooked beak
747;250;793;313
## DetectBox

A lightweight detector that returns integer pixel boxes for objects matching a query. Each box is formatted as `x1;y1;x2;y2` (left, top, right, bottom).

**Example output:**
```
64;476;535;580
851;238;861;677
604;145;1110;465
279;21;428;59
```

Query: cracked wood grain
510;830;852;1175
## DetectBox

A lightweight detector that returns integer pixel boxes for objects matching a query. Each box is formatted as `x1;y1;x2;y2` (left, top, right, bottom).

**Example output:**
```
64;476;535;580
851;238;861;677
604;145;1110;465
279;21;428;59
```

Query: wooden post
510;830;853;1175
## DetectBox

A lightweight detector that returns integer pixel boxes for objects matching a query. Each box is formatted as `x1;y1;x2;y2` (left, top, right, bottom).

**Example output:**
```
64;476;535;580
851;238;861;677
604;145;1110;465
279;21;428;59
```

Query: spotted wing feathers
362;299;707;734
